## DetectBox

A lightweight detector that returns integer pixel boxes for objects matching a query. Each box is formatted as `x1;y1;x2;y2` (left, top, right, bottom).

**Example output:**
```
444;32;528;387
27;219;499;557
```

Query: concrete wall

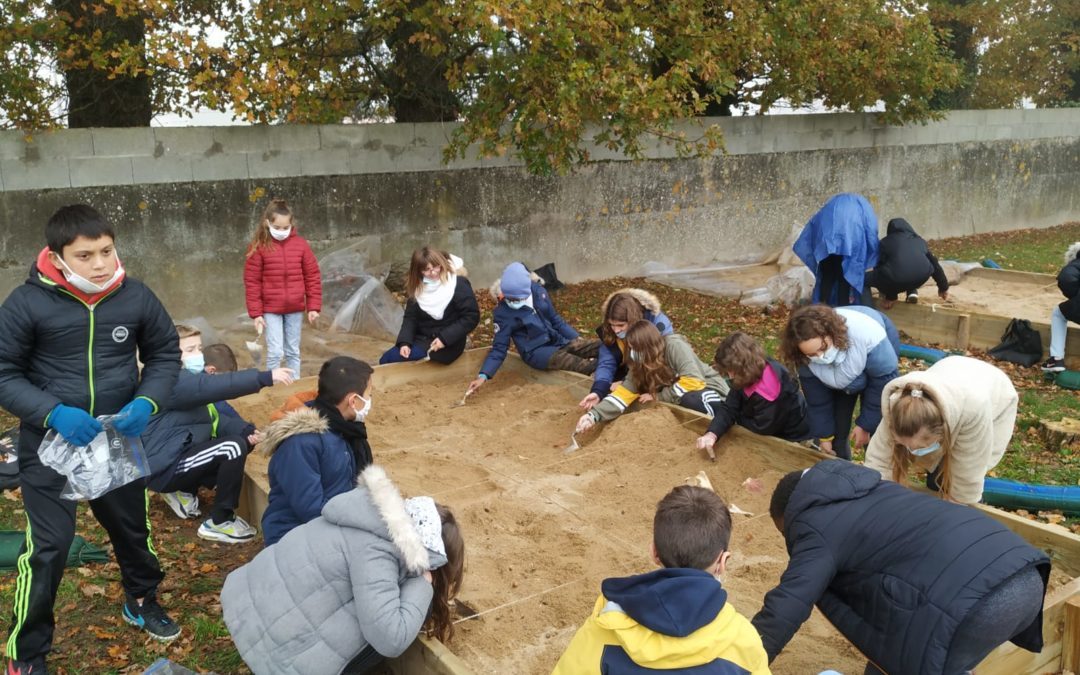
1;109;1078;320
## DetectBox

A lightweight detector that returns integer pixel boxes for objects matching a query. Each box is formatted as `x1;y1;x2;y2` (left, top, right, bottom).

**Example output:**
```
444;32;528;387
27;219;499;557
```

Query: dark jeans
830;390;860;461
157;435;251;523
865;269;926;301
818;255;871;307
342;645;386;674
378;335;466;366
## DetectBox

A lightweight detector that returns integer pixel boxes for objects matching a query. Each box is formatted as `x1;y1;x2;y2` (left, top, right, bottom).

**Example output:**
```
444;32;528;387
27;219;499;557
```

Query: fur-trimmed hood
1066;242;1080;266
322;465;433;573
599;287;662;317
259;405;328;456
489;270;544;299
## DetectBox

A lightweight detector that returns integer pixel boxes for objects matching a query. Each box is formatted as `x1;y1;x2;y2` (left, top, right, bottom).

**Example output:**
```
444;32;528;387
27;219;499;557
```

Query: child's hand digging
578;393;600;410
467;377;486;395
576;414;596;434
271;368;295;385
696;432;718;451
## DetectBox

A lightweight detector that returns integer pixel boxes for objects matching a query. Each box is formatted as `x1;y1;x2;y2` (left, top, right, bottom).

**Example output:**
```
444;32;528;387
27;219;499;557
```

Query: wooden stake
1064;595;1080;674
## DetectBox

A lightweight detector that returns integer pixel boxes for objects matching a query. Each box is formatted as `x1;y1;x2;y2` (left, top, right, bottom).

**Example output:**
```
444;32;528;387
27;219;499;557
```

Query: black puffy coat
0;263;179;435
143;369;267;491
1057;244;1080;323
751;460;1049;674
395;277;480;364
873;218;949;293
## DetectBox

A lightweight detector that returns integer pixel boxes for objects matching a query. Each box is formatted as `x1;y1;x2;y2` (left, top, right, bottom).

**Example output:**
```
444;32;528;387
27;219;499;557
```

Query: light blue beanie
500;262;532;299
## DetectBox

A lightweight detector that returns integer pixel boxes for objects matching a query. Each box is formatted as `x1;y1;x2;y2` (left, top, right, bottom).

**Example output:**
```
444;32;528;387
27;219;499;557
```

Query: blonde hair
247;198;294;257
175;323;201;339
406;247;454;299
889;384;953;498
625;321;675;396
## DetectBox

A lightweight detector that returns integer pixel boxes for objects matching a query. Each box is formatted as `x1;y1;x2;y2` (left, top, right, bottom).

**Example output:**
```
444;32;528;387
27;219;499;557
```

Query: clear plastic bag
329;275;404;342
38;415;151;501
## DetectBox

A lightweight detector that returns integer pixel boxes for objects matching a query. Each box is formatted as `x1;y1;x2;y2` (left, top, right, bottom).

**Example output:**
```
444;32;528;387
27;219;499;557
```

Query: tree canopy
0;0;1072;172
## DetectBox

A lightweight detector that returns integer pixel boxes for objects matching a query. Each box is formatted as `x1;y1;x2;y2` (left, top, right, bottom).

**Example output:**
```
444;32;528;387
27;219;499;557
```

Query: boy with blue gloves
468;262;598;395
0;205;182;673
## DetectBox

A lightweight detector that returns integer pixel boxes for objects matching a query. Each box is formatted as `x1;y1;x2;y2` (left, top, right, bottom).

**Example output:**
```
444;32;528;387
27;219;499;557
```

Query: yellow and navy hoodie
552;567;770;674
588;334;729;423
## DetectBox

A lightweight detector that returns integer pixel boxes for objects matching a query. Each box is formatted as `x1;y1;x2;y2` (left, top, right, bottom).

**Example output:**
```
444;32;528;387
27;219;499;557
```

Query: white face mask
809;345;840;366
506;299;528;310
908;441;941;457
56;254;124;295
352;394;372;423
269;227;292;241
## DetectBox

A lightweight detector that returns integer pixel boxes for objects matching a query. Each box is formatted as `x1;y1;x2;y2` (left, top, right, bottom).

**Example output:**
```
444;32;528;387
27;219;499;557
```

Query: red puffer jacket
244;232;323;317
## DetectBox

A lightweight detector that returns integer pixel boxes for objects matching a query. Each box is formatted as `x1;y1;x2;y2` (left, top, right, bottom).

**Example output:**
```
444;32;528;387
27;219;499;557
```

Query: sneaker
198;516;257;543
160;491;200;519
905;290;919;304
1042;357;1067;373
122;595;181;642
7;658;47;675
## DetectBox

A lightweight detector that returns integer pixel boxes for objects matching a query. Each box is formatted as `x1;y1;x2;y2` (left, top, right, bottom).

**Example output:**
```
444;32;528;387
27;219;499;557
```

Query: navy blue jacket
591;309;673;398
480;282;579;377
752;461;1049;673
706;360;809;441
142;369;269;491
1057;248;1080;323
800;306;900;436
0;263;179;435
261;407;362;546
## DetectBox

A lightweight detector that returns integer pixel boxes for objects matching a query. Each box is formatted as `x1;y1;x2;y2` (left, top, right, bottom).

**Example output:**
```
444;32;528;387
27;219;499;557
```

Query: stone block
318;124;371;150
25;129;94;158
0;158;71;190
69;156;134;187
247;150;303;179
267;125;321;152
212;126;270;153
299;149;352;177
91;127;157;157
0;131;30;160
190;153;250;181
131;155;194;184
154;127;215;156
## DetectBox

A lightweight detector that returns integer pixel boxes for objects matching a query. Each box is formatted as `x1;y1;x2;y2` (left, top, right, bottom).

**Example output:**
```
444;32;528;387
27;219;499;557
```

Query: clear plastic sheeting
38;416;151;501
328;275;403;342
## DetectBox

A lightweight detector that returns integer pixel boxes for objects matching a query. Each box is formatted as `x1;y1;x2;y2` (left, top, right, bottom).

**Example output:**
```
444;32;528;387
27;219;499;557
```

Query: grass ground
0;222;1078;673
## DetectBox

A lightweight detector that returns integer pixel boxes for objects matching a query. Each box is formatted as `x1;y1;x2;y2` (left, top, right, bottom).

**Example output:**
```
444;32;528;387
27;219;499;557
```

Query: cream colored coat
863;356;1018;504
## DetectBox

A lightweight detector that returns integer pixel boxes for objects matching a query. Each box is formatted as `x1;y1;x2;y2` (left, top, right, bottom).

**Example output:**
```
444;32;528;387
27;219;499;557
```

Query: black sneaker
122;595;181;642
905;290;919;304
6;658;47;675
1041;357;1066;373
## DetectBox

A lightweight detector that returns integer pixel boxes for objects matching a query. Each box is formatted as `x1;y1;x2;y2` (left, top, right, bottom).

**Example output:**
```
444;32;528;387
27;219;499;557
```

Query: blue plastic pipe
982;258;1003;269
898;343;947;364
982;477;1080;516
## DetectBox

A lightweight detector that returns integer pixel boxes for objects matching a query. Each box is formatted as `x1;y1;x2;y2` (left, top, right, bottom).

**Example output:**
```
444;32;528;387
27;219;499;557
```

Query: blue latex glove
49;404;103;447
112;398;154;437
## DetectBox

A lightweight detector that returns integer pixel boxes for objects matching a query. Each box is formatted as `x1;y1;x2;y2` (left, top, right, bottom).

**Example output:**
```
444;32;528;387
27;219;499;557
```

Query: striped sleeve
589;385;640;423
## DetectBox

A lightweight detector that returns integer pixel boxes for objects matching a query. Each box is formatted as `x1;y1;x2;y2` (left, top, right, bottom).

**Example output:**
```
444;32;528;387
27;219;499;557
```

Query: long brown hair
601;293;647;345
889;385;953;498
406;247;454;299
779;304;850;367
426;504;465;643
246;198;294;257
714;332;767;390
625;321;675;396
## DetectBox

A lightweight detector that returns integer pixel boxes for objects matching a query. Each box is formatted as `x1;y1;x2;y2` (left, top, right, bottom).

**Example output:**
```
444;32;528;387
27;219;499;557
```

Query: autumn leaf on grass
79;583;106;598
92;627;117;640
106;643;129;661
199;563;217;573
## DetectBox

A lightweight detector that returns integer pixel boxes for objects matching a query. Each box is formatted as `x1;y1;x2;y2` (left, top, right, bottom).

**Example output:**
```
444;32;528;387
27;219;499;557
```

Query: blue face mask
506;298;528;310
615;330;627;339
809;345;840;366
908;441;941;457
182;353;205;374
422;277;440;288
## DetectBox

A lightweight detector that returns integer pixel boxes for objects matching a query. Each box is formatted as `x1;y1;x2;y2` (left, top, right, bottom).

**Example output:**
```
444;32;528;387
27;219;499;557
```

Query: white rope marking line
453;576;589;624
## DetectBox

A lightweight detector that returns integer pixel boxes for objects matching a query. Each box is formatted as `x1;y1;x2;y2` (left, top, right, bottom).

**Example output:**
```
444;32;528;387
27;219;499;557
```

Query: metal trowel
245;324;264;367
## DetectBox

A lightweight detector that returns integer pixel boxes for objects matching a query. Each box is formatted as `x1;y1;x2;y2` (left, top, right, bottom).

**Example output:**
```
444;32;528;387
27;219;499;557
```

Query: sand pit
236;369;866;674
913;270;1065;324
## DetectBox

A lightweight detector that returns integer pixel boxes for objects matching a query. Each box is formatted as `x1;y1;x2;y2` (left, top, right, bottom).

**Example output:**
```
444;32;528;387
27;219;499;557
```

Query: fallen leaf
79;583;106;598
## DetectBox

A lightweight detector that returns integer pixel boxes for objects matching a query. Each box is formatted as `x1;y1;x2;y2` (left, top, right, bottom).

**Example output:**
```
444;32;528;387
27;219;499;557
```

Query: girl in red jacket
244;199;322;376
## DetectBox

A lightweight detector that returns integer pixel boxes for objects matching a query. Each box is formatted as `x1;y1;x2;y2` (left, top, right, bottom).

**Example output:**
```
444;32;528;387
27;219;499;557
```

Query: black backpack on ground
988;318;1043;367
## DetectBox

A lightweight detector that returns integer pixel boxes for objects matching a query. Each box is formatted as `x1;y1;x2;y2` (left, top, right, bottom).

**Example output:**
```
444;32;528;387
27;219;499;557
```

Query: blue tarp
793;193;880;303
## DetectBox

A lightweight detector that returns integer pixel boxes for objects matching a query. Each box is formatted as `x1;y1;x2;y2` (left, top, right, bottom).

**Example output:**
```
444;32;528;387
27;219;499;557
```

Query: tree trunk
1039;417;1080;452
384;2;460;123
54;0;152;128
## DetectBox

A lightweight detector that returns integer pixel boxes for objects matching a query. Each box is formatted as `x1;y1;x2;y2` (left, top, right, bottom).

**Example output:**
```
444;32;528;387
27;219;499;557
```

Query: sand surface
237;372;867;674
915;272;1065;324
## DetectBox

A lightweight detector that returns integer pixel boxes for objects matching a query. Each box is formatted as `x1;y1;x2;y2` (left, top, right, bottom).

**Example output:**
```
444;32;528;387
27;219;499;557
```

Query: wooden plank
978;576;1080;675
881;302;967;348
1064;596;1080;673
387;637;475;675
975;506;1080;578
968;267;1060;285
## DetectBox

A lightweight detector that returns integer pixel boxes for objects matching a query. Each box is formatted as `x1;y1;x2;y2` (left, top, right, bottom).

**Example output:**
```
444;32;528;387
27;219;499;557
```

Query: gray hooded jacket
221;465;443;675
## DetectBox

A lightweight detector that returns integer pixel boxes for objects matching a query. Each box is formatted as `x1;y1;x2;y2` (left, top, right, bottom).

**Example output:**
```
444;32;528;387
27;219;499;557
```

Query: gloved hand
49;404;103;446
112;398;154;437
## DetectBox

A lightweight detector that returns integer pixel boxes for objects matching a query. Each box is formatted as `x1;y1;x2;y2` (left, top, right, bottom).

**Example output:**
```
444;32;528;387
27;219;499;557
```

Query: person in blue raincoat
794;193;879;307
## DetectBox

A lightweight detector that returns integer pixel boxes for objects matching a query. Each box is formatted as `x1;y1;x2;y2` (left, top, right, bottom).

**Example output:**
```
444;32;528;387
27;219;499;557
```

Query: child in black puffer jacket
865;217;949;309
1042;242;1080;372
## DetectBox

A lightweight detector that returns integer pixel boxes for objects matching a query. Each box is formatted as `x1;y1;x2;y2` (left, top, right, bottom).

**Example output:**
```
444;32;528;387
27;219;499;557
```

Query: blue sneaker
122;595;181;642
